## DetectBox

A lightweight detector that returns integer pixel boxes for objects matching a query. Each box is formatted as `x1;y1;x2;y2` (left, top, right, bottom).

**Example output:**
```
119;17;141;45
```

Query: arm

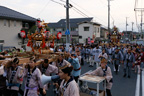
68;58;73;63
105;68;113;83
87;69;99;76
72;58;79;65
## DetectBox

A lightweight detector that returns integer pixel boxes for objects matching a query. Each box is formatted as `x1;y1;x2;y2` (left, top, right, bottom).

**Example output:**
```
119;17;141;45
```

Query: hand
104;76;106;79
53;83;59;89
43;88;46;95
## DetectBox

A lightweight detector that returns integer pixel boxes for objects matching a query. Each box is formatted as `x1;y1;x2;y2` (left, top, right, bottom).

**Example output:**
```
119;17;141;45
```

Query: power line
35;0;51;17
59;0;66;3
72;6;89;17
50;0;65;6
69;0;107;24
71;7;89;18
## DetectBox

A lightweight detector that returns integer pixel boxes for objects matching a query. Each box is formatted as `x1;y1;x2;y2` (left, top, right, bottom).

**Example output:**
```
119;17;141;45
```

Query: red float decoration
57;32;62;39
20;30;26;38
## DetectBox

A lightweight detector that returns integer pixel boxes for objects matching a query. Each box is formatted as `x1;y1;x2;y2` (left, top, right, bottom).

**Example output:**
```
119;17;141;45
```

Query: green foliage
28;25;37;34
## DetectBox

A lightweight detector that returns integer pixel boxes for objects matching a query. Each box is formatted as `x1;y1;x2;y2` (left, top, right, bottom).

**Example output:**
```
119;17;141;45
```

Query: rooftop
0;6;36;22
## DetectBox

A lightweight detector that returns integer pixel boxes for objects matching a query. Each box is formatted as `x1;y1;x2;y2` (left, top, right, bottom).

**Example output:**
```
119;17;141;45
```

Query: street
42;61;142;96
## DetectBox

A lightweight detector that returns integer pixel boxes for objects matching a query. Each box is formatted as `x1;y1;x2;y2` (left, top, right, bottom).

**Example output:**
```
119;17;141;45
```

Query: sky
0;0;143;32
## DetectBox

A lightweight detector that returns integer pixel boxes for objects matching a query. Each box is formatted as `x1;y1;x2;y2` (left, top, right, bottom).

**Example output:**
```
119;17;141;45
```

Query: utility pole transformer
66;0;70;52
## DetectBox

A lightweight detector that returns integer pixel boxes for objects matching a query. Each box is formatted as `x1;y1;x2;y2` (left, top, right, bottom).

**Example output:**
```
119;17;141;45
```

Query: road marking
142;71;144;96
135;74;140;96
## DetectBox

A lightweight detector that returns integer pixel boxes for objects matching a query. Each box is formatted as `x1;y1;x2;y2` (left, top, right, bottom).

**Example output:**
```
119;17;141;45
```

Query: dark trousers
0;88;7;96
19;84;24;96
74;76;79;83
106;89;112;96
6;90;19;96
114;64;119;72
124;65;131;76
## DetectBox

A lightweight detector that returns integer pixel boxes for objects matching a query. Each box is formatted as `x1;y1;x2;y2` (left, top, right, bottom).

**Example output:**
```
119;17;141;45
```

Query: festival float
100;26;128;47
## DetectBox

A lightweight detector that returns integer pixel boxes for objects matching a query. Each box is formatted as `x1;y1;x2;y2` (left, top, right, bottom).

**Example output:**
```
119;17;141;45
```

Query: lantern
37;20;42;28
20;30;26;38
57;32;62;39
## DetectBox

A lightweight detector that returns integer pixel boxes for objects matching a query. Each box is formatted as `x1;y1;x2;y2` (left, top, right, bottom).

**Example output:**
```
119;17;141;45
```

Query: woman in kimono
58;66;80;96
23;57;46;96
6;58;23;96
98;49;108;60
53;55;71;70
87;58;113;96
38;59;58;91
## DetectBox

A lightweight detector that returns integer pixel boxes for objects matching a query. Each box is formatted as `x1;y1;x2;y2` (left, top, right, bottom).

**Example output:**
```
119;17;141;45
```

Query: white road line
135;74;140;96
142;71;144;96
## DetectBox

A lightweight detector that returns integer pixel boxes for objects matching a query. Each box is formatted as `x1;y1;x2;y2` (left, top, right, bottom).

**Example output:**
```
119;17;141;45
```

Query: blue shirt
68;57;81;77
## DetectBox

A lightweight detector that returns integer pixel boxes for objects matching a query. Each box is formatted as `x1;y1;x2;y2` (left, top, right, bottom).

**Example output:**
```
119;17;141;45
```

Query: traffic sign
65;29;70;35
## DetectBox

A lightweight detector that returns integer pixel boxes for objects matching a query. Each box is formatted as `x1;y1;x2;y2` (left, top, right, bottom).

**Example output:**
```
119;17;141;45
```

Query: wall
78;23;102;43
0;19;22;48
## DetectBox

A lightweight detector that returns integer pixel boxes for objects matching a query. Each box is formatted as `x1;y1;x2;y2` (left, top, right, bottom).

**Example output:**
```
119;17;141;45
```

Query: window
8;20;10;27
62;28;65;31
14;21;16;27
84;27;89;31
98;28;99;33
4;20;6;26
71;28;75;31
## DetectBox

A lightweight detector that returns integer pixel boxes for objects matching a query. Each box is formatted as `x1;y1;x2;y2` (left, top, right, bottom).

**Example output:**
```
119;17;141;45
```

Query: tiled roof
0;6;36;22
48;17;93;28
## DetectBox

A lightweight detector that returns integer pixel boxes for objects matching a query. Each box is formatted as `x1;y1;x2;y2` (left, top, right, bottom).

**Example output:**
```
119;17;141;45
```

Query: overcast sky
0;0;143;32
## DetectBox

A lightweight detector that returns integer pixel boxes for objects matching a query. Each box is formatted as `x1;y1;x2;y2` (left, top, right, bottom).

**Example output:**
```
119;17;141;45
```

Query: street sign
65;29;70;35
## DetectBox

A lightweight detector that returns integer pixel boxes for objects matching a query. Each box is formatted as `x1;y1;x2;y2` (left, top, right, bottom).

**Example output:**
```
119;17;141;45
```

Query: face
59;56;63;61
101;62;107;69
116;49;119;52
59;70;67;79
12;63;18;68
102;50;105;53
76;51;80;55
29;61;35;68
128;49;131;53
43;63;48;67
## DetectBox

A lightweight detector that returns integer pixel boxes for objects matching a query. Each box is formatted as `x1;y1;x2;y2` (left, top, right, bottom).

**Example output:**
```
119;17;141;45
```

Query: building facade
0;6;36;51
48;17;93;44
78;21;101;43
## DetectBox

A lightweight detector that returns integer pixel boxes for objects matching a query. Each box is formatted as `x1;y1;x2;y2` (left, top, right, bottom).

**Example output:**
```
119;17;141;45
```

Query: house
48;17;93;44
100;27;108;41
0;6;36;51
78;21;101;43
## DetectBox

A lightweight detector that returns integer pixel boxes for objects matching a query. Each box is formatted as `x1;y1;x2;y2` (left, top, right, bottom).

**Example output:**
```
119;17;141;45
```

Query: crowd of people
0;43;144;96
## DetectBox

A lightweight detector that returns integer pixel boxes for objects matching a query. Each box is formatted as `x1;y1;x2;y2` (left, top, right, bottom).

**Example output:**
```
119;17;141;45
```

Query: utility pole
108;0;113;43
108;0;110;34
126;17;129;40
140;10;143;38
132;22;134;40
66;0;70;52
134;8;144;39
